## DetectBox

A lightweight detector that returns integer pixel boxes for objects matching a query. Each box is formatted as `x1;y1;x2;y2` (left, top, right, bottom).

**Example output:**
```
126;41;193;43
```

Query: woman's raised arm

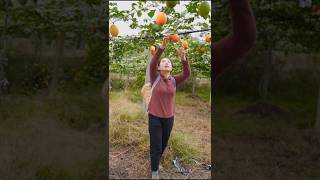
174;47;191;86
213;0;256;80
150;36;170;84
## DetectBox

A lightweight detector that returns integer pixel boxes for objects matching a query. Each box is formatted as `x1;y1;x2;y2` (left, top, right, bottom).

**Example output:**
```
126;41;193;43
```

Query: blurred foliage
75;35;107;86
0;0;108;94
20;61;49;95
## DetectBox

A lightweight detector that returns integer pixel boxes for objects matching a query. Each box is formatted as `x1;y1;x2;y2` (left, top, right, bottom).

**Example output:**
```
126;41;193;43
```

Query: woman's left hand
177;47;186;61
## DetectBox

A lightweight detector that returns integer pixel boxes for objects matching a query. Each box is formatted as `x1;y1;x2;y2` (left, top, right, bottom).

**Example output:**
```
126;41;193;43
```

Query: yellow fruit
109;24;119;37
182;41;188;48
205;34;211;43
170;34;180;43
155;12;167;26
150;46;156;54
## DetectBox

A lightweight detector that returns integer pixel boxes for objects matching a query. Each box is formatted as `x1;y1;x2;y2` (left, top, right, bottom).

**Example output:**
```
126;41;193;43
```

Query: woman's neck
160;71;170;78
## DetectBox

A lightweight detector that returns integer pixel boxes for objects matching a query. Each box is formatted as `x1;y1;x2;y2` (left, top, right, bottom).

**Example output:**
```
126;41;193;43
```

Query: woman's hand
177;47;186;61
161;35;170;48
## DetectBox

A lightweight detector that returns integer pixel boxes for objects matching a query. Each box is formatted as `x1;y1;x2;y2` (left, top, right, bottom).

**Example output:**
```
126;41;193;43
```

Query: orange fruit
155;12;167;26
170;34;180;43
182;41;188;48
150;46;156;54
109;24;119;37
205;34;211;43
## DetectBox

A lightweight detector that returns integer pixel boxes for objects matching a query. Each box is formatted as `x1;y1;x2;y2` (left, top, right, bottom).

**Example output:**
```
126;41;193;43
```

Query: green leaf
132;17;137;23
186;2;198;13
148;10;155;18
137;10;142;17
131;3;137;10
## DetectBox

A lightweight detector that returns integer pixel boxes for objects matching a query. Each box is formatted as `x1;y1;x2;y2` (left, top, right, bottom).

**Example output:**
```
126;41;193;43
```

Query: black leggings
148;114;174;171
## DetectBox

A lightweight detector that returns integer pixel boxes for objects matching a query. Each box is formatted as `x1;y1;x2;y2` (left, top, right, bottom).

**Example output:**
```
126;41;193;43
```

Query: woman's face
158;58;172;72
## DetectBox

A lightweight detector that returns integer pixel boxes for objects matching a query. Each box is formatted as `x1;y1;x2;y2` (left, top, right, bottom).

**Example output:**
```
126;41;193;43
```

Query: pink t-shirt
148;47;191;118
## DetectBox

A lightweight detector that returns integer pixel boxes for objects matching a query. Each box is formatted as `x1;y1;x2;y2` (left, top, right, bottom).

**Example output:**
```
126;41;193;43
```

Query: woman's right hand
161;35;170;48
177;47;186;61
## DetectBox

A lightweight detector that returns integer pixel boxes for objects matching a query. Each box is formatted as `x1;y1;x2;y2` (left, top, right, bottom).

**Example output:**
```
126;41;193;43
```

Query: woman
148;35;191;179
213;0;256;82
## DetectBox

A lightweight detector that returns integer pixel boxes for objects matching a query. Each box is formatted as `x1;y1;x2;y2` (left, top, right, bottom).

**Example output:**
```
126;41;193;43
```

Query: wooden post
315;86;320;131
50;32;65;98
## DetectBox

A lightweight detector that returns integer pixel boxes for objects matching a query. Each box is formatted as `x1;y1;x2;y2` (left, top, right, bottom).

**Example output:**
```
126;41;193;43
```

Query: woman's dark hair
157;58;173;67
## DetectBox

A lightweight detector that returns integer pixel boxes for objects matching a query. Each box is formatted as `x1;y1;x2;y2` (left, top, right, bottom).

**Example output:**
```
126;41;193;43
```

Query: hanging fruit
150;46;156;55
182;40;188;48
205;34;211;43
155;12;168;26
109;24;119;37
170;34;180;43
198;2;210;19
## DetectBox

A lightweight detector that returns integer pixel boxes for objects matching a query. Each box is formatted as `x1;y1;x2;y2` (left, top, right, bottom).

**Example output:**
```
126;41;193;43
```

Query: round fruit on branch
109;24;119;37
155;12;168;26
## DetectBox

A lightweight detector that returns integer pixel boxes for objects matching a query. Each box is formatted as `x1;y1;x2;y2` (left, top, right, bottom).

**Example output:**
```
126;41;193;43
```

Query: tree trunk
315;86;320;130
209;91;211;106
102;78;108;100
50;32;65;98
1;7;8;52
125;74;130;91
0;1;9;95
192;76;197;95
260;49;272;101
109;73;112;91
76;32;82;49
33;33;42;61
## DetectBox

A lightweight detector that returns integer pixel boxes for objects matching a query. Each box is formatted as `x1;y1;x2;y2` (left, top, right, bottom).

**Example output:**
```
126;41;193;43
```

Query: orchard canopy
109;1;211;81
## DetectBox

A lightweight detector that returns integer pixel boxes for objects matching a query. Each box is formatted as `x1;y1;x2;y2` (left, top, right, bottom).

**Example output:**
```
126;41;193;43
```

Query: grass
109;92;148;148
214;87;317;137
126;89;143;103
109;121;131;146
109;112;149;149
215;115;289;137
215;75;318;130
51;86;106;130
0;95;36;128
119;111;145;122
169;131;200;165
0;85;106;131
